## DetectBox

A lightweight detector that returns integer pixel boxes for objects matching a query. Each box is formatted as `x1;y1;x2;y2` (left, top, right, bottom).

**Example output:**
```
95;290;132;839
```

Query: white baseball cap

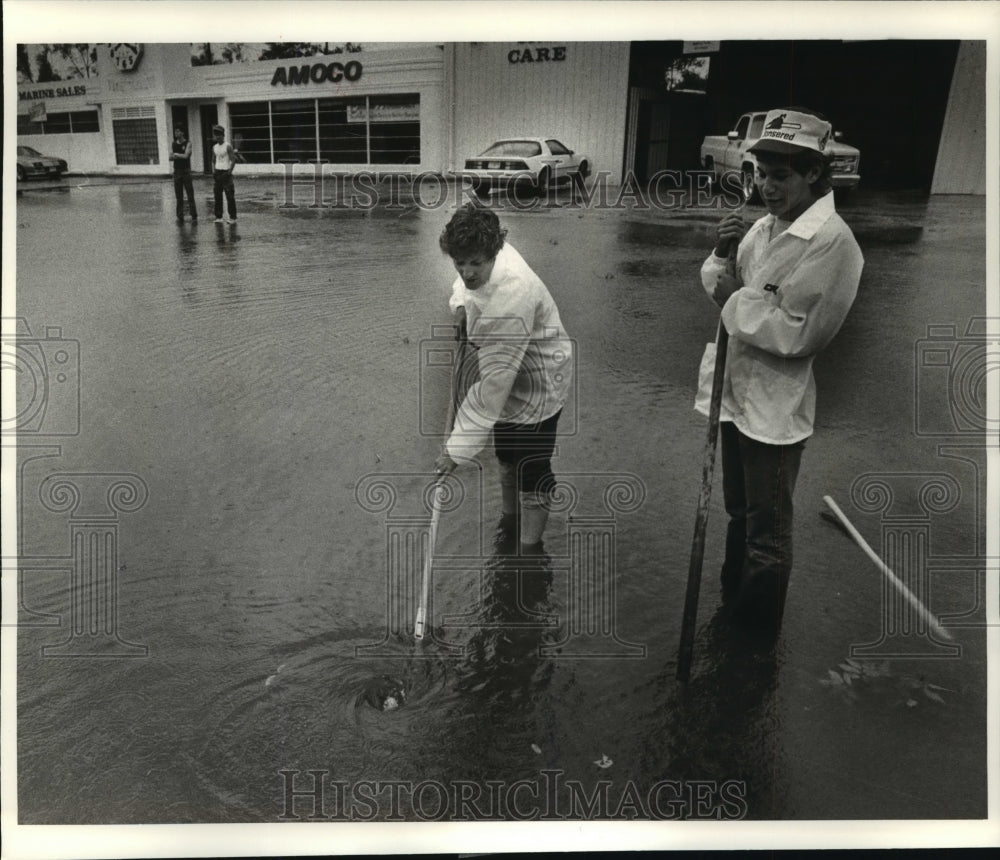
748;108;833;155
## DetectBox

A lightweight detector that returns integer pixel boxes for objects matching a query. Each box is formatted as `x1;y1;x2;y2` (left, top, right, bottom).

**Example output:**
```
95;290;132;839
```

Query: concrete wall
450;43;631;184
931;40;986;195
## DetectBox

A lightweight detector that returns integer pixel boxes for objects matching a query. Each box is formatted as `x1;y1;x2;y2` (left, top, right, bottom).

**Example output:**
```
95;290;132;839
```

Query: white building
16;41;985;194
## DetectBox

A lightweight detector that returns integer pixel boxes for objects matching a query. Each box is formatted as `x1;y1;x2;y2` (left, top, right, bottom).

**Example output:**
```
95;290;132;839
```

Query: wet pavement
10;174;989;825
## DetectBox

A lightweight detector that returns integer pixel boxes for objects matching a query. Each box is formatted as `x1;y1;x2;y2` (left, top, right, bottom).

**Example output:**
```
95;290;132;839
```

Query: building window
318;96;367;163
228;93;420;165
228;101;272;163
69;110;101;133
17;109;100;135
367;94;420;164
111;106;159;165
271;99;318;163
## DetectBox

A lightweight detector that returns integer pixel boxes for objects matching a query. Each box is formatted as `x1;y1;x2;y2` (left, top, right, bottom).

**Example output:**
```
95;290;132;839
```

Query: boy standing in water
697;107;863;632
170;126;197;223
434;204;573;552
211;124;237;223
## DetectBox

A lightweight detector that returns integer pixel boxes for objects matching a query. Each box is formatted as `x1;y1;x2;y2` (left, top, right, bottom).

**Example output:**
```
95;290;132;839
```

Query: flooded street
11;176;988;824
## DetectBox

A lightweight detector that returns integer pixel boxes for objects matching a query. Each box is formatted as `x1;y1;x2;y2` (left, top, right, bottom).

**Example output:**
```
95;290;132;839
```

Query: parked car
455;137;591;197
701;111;860;201
17;145;68;181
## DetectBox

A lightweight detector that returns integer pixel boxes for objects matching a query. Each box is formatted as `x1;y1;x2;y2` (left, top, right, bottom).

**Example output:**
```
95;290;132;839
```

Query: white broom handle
822;495;953;641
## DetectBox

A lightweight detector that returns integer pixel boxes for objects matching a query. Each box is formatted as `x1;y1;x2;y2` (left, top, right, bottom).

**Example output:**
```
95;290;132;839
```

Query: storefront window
368;94;420;164
112;111;160;165
229;101;272;164
318;96;367;164
17;110;100;135
227;93;420;166
271;99;318;163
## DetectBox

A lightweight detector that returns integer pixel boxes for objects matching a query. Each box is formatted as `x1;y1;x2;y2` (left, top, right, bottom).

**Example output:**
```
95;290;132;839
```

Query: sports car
455;137;591;197
17;145;68;181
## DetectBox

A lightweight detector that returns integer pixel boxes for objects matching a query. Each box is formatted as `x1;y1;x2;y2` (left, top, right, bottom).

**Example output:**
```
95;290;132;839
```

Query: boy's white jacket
447;244;572;459
696;192;864;445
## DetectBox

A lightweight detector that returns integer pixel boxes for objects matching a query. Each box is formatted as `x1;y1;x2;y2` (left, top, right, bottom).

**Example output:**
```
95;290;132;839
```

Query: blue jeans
720;421;804;628
213;171;236;219
173;172;197;219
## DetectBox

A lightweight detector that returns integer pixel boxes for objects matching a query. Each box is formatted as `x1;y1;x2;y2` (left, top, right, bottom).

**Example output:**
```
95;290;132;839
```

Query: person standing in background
211;124;237;223
170;126;197;224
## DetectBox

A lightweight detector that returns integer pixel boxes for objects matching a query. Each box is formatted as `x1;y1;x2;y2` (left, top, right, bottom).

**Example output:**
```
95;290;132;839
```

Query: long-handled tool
676;239;738;682
822;495;954;642
415;322;468;641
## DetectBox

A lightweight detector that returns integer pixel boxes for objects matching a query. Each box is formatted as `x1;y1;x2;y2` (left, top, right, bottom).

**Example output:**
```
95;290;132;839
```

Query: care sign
507;46;567;64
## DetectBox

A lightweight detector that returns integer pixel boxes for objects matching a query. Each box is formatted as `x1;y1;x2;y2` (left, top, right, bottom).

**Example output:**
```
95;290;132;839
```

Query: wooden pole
676;243;736;682
415;324;467;641
822;495;953;641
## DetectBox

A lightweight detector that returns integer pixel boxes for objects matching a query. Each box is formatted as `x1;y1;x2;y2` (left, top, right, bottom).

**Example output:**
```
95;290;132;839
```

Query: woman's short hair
439;203;507;259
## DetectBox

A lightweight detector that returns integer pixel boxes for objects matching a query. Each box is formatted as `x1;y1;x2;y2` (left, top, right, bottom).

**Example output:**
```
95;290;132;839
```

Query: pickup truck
701;111;861;201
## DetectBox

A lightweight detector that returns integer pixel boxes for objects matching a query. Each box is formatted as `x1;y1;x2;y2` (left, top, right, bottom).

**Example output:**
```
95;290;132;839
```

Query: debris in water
594;754;613;769
531;744;542;755
923;687;945;704
265;663;287;688
363;675;407;712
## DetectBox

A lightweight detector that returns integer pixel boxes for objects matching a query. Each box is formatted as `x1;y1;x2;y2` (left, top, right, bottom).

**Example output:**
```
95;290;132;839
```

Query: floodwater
12;176;988;824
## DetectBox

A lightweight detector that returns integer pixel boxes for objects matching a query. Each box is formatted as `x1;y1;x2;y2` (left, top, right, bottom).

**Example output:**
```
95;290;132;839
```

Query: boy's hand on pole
712;269;743;308
434;452;457;478
714;212;746;258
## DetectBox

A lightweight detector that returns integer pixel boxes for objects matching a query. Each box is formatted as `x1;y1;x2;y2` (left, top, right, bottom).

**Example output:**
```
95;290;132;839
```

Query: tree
191;43;215;66
259;42;361;60
259;42;322;60
17;44;33;83
220;43;248;63
52;44;98;78
664;56;710;93
35;48;58;82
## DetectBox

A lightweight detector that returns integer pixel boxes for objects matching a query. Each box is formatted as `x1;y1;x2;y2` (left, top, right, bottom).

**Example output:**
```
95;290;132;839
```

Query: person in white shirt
211;124;237;223
434;204;573;551
696;107;864;632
